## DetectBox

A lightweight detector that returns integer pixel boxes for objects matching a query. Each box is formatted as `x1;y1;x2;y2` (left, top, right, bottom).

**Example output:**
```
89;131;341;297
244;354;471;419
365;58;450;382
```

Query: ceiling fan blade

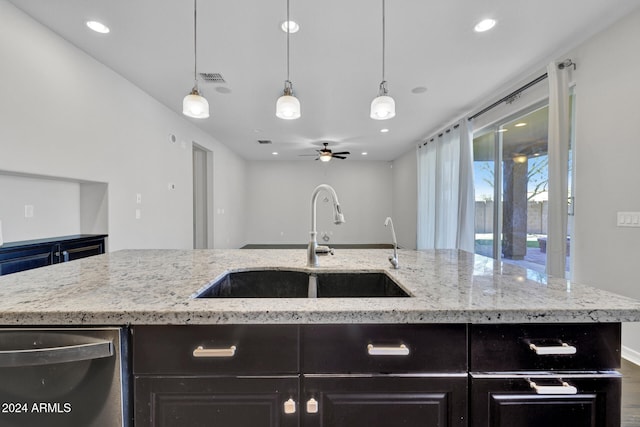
332;151;350;155
333;155;347;159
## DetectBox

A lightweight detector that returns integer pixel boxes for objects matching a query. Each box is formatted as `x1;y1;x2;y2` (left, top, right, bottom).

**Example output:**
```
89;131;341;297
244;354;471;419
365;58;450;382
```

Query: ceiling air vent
199;72;226;83
258;140;273;145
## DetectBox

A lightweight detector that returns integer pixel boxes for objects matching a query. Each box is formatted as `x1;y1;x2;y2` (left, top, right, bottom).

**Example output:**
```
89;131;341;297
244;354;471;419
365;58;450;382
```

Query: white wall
0;174;82;241
392;148;417;249
567;8;640;360
0;1;247;250
244;161;393;245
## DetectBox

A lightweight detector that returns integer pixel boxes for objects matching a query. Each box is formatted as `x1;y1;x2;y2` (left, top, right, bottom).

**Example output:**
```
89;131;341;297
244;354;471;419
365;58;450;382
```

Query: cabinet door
0;244;57;275
135;376;299;427
470;376;620;427
302;376;467;427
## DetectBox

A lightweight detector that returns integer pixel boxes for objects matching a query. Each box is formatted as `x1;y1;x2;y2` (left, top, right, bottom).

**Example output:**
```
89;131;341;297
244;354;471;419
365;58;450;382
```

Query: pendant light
183;0;209;119
370;0;395;120
276;0;301;120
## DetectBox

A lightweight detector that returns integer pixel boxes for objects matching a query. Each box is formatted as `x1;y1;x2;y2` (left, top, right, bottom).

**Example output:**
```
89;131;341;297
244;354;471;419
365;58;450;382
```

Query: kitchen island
1;249;639;427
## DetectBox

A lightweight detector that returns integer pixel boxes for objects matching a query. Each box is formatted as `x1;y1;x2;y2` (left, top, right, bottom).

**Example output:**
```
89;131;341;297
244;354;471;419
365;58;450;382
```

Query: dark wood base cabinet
470;375;621;427
135;376;299;427
303;376;467;427
132;323;621;427
0;234;107;275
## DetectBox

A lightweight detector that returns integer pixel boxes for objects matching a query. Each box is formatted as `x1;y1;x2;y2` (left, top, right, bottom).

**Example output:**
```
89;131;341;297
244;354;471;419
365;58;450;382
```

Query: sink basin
195;270;410;298
314;272;409;297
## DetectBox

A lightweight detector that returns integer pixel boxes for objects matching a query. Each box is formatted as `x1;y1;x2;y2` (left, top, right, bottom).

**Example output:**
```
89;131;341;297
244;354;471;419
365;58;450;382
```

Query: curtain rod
467;73;548;121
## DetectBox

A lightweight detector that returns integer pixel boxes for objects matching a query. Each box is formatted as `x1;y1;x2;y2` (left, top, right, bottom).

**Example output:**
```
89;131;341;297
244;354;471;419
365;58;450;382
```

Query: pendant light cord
381;0;386;83
193;0;198;87
286;0;291;84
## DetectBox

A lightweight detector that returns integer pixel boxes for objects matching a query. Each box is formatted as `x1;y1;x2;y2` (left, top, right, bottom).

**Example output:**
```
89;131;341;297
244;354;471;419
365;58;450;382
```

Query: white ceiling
8;0;640;161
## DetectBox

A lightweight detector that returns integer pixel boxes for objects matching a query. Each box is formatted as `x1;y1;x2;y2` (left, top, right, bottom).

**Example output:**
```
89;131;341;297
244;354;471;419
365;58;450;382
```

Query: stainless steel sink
195;270;410;298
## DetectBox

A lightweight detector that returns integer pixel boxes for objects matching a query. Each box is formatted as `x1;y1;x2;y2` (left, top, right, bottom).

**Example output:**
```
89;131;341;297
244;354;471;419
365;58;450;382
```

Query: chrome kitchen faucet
384;216;399;269
307;184;345;267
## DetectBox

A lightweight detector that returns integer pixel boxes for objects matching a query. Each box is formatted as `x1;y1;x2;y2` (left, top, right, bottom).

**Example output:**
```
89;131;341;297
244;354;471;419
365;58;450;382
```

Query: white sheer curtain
417;140;436;249
546;62;571;277
456;119;475;253
417;118;475;250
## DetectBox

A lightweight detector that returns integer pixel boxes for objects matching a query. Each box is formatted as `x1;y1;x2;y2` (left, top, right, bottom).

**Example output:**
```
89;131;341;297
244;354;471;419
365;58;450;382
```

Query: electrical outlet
24;204;34;218
617;212;640;227
136;193;142;204
168;183;176;191
135;209;141;220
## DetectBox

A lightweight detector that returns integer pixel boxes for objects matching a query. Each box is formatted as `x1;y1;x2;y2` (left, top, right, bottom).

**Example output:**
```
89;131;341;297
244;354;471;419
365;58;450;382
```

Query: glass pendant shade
319;153;332;162
183;88;210;119
370;94;396;120
276;87;301;120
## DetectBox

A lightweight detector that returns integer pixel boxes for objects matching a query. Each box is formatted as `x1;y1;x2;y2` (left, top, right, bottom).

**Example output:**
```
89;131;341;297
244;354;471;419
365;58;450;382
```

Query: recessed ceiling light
514;122;527;127
86;20;110;34
272;152;279;156
474;18;496;33
380;128;389;133
281;20;299;33
362;152;368;156
411;86;428;94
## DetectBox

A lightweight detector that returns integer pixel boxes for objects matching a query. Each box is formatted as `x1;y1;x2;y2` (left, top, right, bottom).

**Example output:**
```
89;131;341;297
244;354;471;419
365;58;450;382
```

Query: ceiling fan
302;143;351;162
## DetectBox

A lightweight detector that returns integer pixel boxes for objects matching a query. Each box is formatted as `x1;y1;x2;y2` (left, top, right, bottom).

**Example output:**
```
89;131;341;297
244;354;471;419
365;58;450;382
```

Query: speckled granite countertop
0;249;639;325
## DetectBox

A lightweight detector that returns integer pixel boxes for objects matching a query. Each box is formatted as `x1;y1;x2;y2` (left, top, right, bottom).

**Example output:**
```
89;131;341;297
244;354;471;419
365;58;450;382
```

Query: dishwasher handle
0;340;113;367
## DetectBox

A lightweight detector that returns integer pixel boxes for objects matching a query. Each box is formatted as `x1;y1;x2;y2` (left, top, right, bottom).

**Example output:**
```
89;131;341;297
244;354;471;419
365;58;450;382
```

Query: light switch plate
617;212;640;227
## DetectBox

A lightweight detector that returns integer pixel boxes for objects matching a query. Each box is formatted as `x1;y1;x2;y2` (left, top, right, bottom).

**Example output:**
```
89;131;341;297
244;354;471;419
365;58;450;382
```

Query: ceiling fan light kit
183;0;209;119
306;142;351;162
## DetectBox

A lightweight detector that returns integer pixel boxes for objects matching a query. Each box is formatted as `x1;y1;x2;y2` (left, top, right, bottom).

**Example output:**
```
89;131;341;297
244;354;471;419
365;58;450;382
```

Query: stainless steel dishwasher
0;327;130;427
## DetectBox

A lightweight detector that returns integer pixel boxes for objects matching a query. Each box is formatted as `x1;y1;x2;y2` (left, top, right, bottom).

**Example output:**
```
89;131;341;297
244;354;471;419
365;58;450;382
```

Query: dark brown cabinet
0;234;107;275
133;322;622;426
133;324;468;427
133;325;300;427
135;376;299;427
301;324;467;426
470;376;620;427
302;376;467;427
469;323;621;427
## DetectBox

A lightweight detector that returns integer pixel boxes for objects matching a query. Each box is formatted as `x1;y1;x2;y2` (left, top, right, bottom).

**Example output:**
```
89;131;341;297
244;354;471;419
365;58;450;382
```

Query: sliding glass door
473;103;563;274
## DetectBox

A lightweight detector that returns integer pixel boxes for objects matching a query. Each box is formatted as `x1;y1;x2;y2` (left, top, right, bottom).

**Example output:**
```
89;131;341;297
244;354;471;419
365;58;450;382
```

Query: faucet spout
308;184;345;267
384;217;399;269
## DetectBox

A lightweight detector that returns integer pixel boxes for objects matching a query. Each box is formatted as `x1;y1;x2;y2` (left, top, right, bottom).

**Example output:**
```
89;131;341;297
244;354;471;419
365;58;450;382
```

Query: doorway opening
192;143;213;249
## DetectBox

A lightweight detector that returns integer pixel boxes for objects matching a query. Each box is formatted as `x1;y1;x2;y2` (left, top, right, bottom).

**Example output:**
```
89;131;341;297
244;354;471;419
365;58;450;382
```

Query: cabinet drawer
470;323;620;372
133;325;299;375
301;324;467;374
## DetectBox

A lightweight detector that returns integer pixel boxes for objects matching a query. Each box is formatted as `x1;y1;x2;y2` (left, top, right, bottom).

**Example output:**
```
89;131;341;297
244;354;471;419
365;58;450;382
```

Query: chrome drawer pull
529;380;578;395
192;345;237;358
284;398;296;414
367;344;410;356
529;342;576;355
